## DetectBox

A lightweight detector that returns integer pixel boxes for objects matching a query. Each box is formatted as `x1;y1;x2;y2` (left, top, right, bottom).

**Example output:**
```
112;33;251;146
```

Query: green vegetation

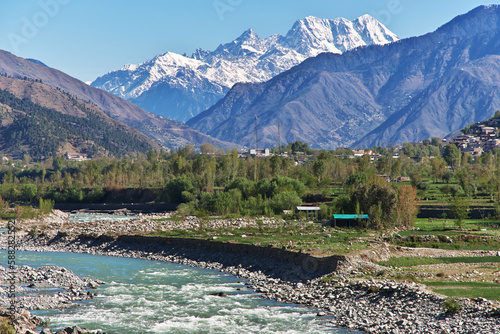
0;129;497;234
429;282;500;301
152;222;371;255
0;317;15;334
379;256;500;268
0;87;152;159
39;198;54;215
443;297;463;314
0;133;498;304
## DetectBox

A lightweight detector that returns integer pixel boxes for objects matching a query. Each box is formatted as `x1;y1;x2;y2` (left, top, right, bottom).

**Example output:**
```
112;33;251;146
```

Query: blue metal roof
333;214;369;219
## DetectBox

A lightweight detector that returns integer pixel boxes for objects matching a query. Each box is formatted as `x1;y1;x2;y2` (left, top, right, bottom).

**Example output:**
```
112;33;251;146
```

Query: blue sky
0;0;492;82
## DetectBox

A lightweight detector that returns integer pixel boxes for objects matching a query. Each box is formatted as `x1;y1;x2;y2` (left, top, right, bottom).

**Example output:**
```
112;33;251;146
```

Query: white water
5;251;360;334
68;213;137;224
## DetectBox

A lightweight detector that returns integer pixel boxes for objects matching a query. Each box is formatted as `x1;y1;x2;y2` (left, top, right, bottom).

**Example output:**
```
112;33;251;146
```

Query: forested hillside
0;76;159;159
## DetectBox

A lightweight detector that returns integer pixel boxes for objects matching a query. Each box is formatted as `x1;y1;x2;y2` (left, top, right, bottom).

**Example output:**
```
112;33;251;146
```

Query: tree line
1;133;499;228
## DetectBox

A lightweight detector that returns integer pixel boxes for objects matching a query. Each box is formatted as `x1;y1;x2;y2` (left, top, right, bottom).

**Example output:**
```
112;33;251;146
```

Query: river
4;251;359;334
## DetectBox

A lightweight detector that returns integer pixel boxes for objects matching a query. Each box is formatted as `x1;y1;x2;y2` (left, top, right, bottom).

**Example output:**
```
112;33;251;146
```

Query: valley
1;3;500;334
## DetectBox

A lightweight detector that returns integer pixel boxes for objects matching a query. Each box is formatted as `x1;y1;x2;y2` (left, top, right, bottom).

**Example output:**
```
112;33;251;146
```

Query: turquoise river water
2;250;360;334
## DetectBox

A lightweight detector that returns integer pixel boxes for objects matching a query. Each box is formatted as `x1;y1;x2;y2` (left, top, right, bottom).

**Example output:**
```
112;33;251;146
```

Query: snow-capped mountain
91;15;398;122
187;5;500;150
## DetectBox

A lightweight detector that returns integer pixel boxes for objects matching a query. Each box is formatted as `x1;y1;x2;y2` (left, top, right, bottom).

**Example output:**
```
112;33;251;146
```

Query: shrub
29;226;38;238
165;176;194;203
437;234;451;243
86;187;105;202
177;203;195;216
39;198;54;215
270;191;302;214
443;297;463;314
0;317;15;334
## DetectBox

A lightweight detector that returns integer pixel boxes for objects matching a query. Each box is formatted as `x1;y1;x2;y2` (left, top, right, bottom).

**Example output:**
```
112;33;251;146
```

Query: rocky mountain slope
91;15;398;122
0;50;238;150
0;75;160;159
187;5;500;149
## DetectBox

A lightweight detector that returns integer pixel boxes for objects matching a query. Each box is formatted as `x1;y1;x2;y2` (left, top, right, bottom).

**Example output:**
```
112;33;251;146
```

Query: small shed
332;214;369;228
296;206;321;219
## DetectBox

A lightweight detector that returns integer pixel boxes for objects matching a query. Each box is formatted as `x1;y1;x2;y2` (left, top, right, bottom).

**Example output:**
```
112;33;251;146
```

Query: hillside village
450;112;500;156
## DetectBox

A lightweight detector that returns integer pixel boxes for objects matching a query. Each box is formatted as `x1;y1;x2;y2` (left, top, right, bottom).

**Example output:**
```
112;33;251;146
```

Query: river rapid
4;250;356;334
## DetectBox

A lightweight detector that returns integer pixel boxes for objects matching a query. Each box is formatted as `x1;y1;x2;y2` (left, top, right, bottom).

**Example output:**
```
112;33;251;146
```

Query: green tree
270;191;302;214
147;149;158;163
442;144;461;168
53;156;66;172
456;167;478;198
396;185;418;228
312;159;327;182
21;183;37;202
390;159;402;179
345;172;368;188
165;176;195;203
39;198;55;214
200;143;217;155
449;196;470;230
431;157;447;182
350;182;397;230
357;154;371;173
270;155;282;177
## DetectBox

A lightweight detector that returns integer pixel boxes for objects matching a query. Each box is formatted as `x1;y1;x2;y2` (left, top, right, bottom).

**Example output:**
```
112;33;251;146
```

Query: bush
177;202;195;216
181;191;195;203
86;187;105;202
416;182;429;191
21;183;38;202
165;176;195;203
0;317;15;334
270;191;302;214
39;198;54;215
29;226;38;238
443;297;463;314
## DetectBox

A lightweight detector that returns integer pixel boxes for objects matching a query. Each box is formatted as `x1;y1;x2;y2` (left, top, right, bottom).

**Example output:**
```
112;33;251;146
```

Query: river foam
7;251;351;334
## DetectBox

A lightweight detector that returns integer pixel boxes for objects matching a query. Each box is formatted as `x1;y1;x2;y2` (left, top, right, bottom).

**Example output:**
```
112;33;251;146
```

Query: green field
378;256;500;268
424;282;500;301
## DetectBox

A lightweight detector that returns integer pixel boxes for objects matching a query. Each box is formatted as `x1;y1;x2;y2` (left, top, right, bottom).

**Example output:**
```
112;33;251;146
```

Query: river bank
0;263;105;334
2;211;500;333
1;227;499;334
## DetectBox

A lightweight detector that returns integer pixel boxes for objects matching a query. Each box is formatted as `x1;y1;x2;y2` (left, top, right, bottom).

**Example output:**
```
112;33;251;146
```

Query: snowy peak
92;14;399;122
352;14;399;45
281;14;398;56
236;28;260;44
213;28;267;57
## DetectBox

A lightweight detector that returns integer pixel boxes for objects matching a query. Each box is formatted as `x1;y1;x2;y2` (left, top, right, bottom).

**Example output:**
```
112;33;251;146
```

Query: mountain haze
0;50;238;150
187;5;500;149
92;15;398;122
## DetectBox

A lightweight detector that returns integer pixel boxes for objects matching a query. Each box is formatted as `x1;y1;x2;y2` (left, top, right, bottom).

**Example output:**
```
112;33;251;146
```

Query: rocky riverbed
0;265;102;310
19;210;283;236
1;229;499;334
0;264;105;333
2;211;500;333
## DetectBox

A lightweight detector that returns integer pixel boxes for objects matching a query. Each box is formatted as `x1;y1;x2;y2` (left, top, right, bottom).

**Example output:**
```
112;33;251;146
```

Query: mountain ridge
0;50;239;150
0;75;159;159
91;14;398;122
187;5;500;149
